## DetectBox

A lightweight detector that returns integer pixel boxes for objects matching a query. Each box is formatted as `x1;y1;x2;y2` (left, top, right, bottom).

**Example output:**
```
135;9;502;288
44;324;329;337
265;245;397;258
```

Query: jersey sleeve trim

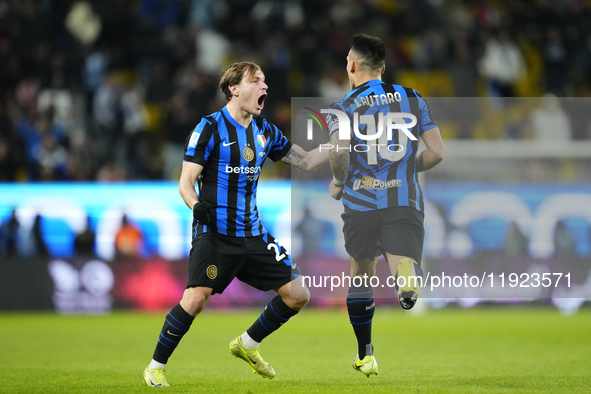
265;121;293;162
184;118;214;166
327;101;349;137
271;139;292;162
421;124;438;133
414;90;438;136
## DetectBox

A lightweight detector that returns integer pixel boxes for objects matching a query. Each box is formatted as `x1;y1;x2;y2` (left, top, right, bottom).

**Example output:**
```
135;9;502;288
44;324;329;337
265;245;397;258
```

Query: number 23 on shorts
267;242;286;261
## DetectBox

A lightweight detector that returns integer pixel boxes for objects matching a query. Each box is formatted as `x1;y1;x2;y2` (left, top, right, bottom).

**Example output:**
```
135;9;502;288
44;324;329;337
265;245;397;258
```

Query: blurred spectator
544;26;569;94
120;83;147;177
317;68;350;98
37;89;73;130
115;214;144;258
163;92;199;180
67;131;98;181
414;27;448;71
74;215;96;256
295;207;331;255
97;157;127;182
554;220;576;259
32;214;50;257
65;1;101;46
196;28;231;74
502;221;528;257
36;133;68;180
0;130;16;181
0;209;20;256
17;111;66;180
474;0;501;29
146;61;174;104
15;78;41;113
19;214;50;258
478;29;526;97
529;93;572;141
189;0;228;29
448;27;478;97
92;74;122;162
84;48;109;99
136;0;184;33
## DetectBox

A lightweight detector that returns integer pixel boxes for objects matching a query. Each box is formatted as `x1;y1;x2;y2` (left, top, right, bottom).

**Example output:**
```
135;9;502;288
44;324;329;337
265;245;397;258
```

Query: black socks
347;283;375;359
152;303;195;364
247;295;299;342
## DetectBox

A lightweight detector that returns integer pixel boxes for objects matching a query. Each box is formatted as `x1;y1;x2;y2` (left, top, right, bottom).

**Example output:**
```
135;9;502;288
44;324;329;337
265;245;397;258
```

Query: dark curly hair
351;33;386;72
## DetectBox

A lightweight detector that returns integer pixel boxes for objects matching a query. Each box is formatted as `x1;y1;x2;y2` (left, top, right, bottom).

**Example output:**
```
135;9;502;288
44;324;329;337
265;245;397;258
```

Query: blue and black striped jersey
327;79;437;214
184;106;292;237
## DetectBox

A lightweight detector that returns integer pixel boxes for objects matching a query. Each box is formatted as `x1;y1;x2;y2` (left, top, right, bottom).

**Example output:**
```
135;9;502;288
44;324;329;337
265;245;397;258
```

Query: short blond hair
219;62;262;102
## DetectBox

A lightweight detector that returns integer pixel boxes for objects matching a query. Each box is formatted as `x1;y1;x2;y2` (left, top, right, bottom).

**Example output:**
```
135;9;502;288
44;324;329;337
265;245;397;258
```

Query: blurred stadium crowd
0;0;590;182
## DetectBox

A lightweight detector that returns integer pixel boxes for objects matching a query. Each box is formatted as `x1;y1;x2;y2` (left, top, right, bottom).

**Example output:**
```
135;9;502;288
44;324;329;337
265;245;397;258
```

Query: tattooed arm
328;130;350;200
279;144;329;172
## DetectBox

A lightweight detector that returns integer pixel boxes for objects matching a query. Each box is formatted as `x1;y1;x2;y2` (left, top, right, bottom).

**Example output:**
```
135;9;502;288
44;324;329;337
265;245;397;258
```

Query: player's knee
180;287;210;316
282;289;309;311
351;267;376;277
350;256;377;277
289;296;309;311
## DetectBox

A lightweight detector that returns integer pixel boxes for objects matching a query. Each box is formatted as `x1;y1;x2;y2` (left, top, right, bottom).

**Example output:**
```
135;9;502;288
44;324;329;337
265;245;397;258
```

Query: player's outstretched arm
179;161;204;209
280;144;329;172
417;127;444;173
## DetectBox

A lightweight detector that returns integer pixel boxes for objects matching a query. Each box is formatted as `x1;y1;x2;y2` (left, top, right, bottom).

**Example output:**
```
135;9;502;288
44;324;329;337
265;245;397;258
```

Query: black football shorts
341;206;424;263
187;231;301;294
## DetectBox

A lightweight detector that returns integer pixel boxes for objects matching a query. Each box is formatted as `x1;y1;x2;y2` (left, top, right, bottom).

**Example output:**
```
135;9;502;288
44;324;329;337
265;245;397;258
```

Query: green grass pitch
1;307;590;393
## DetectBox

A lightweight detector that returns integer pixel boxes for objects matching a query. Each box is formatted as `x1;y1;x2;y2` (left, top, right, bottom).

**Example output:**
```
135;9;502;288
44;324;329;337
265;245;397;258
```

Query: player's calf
347;281;375;359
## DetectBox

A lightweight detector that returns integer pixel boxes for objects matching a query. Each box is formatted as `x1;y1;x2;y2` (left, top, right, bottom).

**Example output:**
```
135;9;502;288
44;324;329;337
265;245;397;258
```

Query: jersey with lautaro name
327;79;438;214
184;106;291;237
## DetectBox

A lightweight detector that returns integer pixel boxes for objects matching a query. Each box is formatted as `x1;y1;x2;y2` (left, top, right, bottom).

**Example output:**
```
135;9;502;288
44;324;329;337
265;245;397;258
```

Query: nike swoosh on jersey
223;141;236;146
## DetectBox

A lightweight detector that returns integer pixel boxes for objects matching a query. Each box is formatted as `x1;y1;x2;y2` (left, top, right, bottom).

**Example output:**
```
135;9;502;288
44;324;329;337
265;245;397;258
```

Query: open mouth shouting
258;93;267;110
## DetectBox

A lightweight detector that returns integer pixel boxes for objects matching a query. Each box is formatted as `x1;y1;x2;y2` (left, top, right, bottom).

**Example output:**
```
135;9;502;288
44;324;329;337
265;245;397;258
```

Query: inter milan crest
243;146;255;161
206;265;217;279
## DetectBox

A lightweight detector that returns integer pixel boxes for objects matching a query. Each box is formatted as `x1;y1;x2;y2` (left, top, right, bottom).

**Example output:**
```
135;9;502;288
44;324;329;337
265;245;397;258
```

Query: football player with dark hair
327;33;444;377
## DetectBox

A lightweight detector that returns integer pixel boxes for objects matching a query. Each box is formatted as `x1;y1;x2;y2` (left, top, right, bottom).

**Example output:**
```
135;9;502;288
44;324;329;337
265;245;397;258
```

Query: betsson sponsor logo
225;165;262;174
